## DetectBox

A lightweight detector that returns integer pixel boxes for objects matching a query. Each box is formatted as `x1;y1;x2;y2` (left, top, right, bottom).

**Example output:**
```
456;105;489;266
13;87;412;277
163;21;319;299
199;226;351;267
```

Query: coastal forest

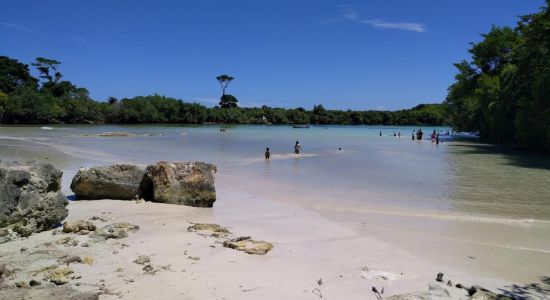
0;56;446;126
1;2;549;152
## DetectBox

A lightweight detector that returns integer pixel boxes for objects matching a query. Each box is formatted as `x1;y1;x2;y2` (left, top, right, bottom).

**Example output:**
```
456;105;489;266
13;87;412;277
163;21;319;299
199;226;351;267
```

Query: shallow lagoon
1;124;549;221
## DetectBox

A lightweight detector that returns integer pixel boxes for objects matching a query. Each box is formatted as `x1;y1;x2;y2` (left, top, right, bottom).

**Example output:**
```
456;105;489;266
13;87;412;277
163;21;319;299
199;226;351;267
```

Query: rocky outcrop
0;162;68;239
70;164;153;200
145;161;217;207
386;284;451;299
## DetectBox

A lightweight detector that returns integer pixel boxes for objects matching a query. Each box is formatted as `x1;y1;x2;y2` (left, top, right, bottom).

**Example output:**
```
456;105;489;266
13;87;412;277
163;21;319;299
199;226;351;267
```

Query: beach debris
188;256;200;261
145;161;217;207
436;272;444;282
81;242;90;247
312;288;323;298
187;223;230;238
133;255;150;265
456;283;464;289
44;267;74;285
71;164;152;200
0;162;68;238
372;286;383;300
223;237;273;255
55;236;79;247
317;278;323;286
82;256;94;265
20;247;28;252
63;220;96;233
142;264;155;274
447;280;452;286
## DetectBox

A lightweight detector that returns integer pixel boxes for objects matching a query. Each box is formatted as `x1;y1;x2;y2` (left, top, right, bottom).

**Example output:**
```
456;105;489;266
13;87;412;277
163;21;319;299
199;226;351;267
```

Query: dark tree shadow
447;142;550;171
498;276;550;300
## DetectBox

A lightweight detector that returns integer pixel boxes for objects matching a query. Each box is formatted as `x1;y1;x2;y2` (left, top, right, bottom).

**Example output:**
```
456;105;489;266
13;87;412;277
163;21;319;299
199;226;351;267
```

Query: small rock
317;278;323;286
55;236;79;247
20;247;28;252
456;283;464;289
135;198;145;204
188;256;200;261
116;267;124;272
436;272;444;282
0;228;9;237
29;279;41;287
15;281;29;288
90;216;110;222
223;238;273;255
51;229;63;235
59;255;82;265
44;267;73;285
81;243;90;247
113;250;119;254
121;243;129;248
447;280;452;286
76;282;81;286
63;220;97;233
187;223;230;238
133;255;150;265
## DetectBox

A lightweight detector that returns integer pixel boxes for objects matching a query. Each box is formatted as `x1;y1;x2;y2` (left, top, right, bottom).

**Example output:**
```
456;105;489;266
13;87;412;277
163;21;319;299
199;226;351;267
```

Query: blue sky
1;0;545;110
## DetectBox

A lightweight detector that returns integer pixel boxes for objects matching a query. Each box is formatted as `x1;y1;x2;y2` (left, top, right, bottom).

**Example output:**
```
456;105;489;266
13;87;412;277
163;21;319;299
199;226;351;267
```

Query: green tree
31;57;62;83
0;56;38;94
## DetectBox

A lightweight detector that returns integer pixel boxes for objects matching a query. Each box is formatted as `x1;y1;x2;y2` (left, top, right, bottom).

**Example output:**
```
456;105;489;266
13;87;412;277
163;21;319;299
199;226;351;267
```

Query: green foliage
445;1;550;152
0;56;38;93
219;94;238;109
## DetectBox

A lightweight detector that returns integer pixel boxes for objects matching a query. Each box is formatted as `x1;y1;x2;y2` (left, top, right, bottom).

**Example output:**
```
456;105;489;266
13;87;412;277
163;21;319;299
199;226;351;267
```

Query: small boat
292;125;310;128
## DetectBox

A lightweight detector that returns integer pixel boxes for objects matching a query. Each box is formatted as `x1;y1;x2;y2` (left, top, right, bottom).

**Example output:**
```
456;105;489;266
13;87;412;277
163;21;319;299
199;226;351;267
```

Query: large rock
145;161;217;207
70;164;153;200
0;162;68;238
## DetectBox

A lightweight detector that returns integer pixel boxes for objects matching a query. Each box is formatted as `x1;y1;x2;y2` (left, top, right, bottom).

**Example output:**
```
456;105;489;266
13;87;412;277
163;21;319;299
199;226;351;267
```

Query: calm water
1;124;549;221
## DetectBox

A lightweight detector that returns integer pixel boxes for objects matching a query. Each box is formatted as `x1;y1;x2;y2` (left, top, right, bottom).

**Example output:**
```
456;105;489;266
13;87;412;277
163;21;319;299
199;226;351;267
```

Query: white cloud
331;5;426;33
0;21;35;33
363;19;426;33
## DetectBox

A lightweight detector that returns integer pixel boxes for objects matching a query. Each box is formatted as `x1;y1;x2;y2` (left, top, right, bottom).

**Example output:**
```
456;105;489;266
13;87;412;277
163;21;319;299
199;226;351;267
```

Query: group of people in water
264;141;301;160
380;129;451;145
263;129;452;160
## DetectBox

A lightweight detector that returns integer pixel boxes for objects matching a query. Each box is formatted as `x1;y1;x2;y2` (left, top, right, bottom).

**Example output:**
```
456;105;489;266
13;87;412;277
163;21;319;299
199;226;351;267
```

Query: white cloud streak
0;21;35;33
335;5;426;33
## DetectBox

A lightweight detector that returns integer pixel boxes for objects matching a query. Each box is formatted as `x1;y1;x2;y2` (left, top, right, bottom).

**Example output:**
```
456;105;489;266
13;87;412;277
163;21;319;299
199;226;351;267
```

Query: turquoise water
1;124;549;220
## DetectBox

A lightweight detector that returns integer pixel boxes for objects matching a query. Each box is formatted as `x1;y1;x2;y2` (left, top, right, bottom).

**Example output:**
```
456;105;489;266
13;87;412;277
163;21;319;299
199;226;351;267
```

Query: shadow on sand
498;276;550;300
447;142;550;171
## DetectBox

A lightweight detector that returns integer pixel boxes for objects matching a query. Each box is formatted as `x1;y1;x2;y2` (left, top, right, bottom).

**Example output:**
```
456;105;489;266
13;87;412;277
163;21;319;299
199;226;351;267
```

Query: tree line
444;1;550;152
0;56;447;126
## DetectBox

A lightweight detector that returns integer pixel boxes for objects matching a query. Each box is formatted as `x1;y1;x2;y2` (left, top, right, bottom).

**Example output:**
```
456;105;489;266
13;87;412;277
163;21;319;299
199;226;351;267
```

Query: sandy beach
1;130;550;299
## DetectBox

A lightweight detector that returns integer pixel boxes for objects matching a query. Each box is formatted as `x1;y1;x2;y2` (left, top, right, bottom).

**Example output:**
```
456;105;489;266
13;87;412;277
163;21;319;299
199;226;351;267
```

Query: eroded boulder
145;161;217;207
70;164;153;200
0;162;68;239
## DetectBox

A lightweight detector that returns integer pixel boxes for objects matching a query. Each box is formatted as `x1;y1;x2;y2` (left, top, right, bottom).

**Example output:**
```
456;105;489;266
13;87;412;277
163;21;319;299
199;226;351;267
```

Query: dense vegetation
444;1;550;152
0;56;447;126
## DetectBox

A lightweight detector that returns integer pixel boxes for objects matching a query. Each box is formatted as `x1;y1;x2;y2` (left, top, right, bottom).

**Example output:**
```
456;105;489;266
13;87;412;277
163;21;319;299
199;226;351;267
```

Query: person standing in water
379;131;382;137
294;141;301;154
265;147;271;159
412;130;415;140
